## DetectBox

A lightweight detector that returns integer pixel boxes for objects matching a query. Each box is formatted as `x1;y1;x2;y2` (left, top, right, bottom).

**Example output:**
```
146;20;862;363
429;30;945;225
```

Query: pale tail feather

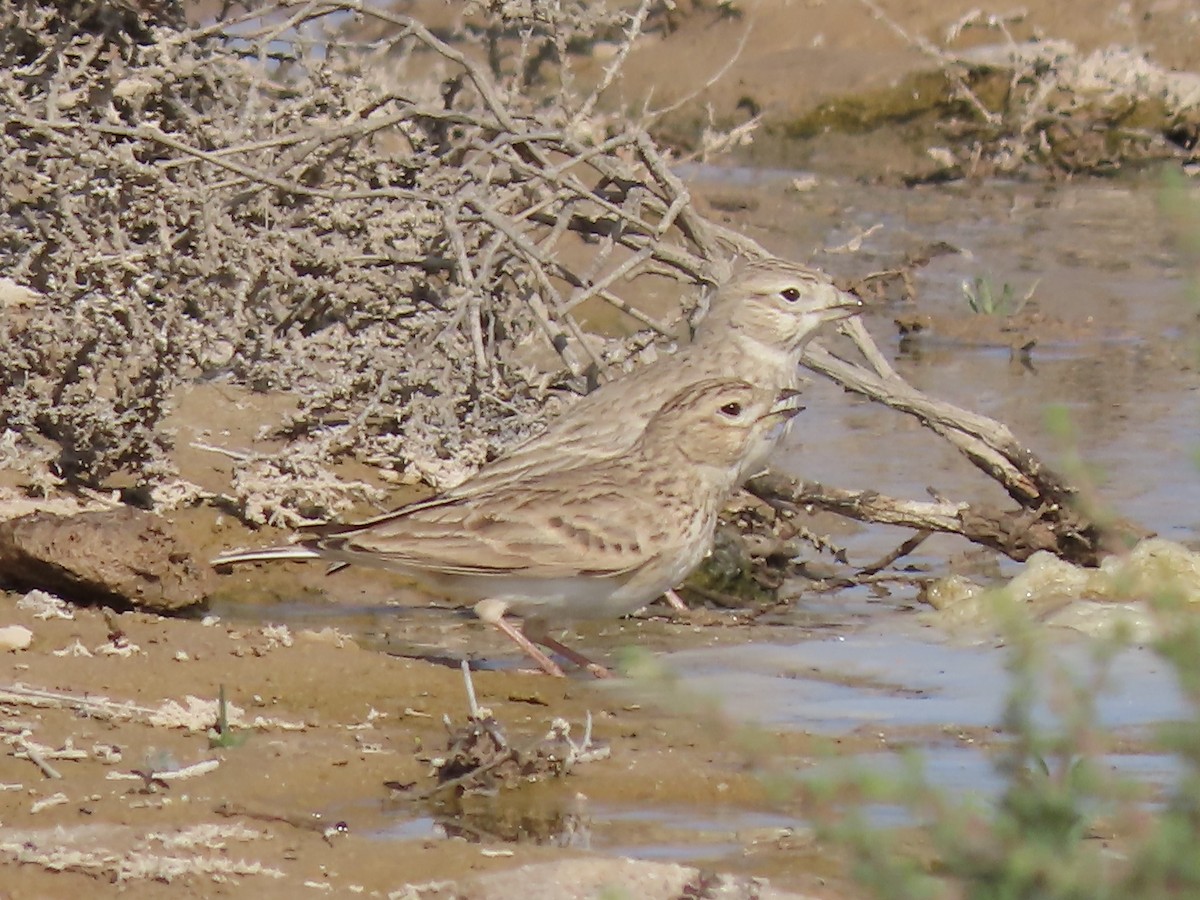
211;545;322;567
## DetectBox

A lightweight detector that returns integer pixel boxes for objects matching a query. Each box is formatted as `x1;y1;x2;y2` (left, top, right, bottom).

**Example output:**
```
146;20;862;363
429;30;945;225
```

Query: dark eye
719;402;743;416
781;287;802;302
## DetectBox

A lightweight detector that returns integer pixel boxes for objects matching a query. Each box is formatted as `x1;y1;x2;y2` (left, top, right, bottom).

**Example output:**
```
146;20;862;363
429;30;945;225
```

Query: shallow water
762;171;1200;550
672;618;1186;734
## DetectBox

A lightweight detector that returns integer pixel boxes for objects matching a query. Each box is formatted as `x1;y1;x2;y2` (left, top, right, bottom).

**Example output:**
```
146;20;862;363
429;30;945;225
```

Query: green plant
1157;167;1200;310
961;275;1036;316
795;585;1200;899
207;684;248;749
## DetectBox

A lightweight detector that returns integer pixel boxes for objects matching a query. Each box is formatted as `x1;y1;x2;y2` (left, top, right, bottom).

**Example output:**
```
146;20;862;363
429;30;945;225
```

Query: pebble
0;625;34;651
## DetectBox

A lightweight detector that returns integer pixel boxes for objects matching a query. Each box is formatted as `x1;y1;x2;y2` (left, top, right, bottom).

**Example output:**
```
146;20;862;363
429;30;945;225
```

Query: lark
448;257;859;611
213;379;801;677
455;256;860;497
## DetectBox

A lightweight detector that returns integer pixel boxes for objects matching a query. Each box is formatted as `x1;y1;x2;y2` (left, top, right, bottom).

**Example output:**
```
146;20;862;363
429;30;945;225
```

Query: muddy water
229;169;1198;865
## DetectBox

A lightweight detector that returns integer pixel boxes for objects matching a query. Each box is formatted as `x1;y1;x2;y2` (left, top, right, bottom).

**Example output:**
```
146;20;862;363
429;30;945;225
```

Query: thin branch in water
859;530;933;577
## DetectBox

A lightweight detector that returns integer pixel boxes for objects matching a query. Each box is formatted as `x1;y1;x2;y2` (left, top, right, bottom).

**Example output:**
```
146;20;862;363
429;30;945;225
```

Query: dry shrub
946;41;1200;177
0;0;728;511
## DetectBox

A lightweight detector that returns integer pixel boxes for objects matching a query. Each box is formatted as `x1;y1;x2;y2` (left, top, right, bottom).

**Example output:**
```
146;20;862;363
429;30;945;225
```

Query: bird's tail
211;545;322;567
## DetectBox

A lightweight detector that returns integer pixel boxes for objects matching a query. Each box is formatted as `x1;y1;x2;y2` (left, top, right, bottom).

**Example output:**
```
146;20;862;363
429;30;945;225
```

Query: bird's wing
314;473;675;580
452;364;682;493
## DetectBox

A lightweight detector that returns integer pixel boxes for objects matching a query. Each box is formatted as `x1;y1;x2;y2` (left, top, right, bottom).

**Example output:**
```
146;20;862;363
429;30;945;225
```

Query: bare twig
856;0;1000;125
8;735;62;780
572;0;653;125
640;15;754;124
859;531;933;576
461;660;481;720
109;760;222;782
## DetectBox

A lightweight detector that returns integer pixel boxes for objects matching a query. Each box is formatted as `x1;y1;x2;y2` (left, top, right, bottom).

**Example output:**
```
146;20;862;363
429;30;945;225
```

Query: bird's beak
762;389;805;423
820;284;864;320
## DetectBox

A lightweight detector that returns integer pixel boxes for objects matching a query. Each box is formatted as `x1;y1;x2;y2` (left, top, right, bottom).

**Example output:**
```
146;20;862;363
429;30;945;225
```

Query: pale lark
451;257;858;611
455;256;860;497
213;379;802;677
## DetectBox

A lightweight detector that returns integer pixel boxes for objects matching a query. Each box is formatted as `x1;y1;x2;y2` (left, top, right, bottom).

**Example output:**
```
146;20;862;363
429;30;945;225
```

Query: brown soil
0;375;871;895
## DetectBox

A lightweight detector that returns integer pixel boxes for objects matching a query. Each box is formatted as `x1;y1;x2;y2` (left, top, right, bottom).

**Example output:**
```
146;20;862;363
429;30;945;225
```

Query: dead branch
802;321;1143;565
859;531;932;577
0;0;717;494
749;473;1120;565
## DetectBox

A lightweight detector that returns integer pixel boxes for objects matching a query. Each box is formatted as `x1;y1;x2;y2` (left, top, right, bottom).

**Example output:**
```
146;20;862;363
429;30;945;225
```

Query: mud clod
0;507;213;612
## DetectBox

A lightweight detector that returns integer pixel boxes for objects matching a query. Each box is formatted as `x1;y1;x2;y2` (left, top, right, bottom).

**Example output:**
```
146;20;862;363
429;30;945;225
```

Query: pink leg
660;588;689;613
535;634;613;679
488;617;566;677
521;618;612;679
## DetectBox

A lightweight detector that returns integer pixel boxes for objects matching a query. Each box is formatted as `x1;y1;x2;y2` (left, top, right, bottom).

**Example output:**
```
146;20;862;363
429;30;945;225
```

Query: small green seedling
208;684;248;749
962;275;1037;316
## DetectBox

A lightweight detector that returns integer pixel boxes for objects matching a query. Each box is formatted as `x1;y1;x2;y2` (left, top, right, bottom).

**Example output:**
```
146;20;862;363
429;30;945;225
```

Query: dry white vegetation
0;0;729;510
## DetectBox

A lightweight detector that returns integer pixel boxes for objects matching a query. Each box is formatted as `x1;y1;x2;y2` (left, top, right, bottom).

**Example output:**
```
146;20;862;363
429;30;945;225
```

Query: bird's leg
522;618;613;679
660;588;689;613
474;599;565;677
489;617;568;678
536;635;613;679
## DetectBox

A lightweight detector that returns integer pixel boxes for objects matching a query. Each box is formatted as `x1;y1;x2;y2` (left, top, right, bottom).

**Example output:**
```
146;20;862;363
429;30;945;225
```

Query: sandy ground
3;1;1199;896
0;598;861;898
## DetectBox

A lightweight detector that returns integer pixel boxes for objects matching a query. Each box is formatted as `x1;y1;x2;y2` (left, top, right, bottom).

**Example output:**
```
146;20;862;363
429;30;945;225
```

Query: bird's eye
781;287;802;302
719;402;743;417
